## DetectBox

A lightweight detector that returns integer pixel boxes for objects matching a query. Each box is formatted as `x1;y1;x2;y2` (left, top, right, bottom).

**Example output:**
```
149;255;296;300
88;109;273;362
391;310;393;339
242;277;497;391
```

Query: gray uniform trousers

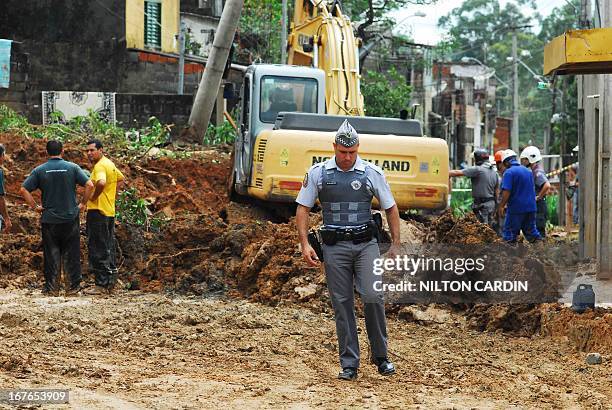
322;238;388;369
473;199;496;227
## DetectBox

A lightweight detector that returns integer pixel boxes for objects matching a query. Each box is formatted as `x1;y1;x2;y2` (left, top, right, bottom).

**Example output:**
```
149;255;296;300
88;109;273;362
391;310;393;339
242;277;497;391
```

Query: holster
372;212;391;244
307;229;324;262
319;227;338;246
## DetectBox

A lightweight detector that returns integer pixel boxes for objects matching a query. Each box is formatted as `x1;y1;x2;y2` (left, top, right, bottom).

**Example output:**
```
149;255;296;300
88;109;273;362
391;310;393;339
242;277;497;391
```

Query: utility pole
184;0;244;143
511;31;519;153
281;0;288;64
177;22;186;95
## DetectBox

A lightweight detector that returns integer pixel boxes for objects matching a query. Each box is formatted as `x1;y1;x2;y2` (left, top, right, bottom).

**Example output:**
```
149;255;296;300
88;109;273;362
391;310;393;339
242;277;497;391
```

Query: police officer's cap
335;120;359;147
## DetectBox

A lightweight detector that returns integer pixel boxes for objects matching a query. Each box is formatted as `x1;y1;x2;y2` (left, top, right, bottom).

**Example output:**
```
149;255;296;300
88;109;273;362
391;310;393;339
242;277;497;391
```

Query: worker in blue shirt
497;149;542;243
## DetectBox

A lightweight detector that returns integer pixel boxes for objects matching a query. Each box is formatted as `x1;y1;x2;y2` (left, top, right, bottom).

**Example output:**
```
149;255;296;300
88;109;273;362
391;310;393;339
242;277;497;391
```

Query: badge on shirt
302;173;308;188
351;180;362;190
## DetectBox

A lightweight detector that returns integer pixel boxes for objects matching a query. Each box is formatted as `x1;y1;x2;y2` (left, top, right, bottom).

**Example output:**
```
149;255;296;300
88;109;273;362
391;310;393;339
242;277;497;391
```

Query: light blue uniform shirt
296;155;396;210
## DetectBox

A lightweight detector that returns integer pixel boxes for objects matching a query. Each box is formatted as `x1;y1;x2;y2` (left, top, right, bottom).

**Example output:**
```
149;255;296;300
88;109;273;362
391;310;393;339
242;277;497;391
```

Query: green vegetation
116;187;164;231
547;193;559;226
0;105;173;159
361;68;412;118
203;120;236;145
438;0;578;151
450;177;473;217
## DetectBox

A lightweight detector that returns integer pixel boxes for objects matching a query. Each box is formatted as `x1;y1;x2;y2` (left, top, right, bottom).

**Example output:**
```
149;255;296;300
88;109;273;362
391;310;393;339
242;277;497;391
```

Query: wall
115;93;193;135
0;41;127;123
120;51;204;94
181;13;219;58
0;0;124;43
126;0;180;53
577;0;611;278
494;117;511;152
0;44;29;115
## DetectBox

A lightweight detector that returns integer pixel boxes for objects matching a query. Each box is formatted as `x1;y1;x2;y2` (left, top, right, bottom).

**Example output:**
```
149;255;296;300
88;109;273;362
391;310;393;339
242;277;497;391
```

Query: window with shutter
144;1;162;50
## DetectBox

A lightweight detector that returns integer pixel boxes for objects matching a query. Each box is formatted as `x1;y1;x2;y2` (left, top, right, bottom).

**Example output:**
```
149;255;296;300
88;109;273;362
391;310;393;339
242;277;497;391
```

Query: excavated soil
1;132;611;407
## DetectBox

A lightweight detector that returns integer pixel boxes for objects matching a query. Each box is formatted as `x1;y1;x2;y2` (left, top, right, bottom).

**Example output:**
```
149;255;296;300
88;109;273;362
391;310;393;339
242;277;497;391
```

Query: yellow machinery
287;0;364;116
228;0;449;211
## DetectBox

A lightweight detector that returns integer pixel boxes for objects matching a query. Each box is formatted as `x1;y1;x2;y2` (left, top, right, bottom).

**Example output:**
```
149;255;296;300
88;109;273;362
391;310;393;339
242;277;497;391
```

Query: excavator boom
287;0;364;116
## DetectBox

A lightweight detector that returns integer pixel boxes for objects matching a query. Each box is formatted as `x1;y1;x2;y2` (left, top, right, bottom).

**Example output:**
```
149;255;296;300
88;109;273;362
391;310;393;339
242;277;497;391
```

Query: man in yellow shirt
86;139;125;294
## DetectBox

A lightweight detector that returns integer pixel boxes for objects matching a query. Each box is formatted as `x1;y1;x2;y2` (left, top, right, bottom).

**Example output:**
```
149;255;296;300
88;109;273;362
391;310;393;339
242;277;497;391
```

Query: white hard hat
573;145;579;152
501;149;517;162
519;146;542;164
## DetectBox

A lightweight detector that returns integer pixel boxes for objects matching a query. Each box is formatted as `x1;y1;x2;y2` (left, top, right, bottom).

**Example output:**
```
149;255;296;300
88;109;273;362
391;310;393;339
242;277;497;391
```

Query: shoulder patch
302;172;308;188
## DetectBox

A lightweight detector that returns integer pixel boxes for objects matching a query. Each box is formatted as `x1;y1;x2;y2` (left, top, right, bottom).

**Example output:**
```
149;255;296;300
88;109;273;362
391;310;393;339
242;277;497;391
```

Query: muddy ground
0;132;611;408
0;290;610;409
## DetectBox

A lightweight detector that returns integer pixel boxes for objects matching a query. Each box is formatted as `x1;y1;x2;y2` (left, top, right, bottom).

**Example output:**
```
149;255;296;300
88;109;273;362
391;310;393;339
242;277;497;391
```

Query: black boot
338;367;358;381
373;357;396;376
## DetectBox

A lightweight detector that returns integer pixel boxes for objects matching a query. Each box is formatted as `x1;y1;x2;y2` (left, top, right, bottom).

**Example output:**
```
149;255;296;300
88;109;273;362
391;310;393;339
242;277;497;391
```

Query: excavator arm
287;0;364;116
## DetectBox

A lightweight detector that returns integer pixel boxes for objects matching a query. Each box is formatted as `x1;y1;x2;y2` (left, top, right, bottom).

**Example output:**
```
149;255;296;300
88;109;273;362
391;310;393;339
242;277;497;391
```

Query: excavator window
259;76;318;123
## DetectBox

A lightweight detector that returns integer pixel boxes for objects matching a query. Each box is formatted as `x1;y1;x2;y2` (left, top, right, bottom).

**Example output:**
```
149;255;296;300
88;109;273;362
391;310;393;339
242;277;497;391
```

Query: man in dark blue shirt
20;140;94;295
497;149;542;243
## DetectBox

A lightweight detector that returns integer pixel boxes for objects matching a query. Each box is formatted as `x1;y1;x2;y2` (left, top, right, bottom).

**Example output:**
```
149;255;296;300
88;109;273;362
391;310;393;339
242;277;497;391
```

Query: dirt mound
427;209;500;244
465;304;543;336
541;305;612;353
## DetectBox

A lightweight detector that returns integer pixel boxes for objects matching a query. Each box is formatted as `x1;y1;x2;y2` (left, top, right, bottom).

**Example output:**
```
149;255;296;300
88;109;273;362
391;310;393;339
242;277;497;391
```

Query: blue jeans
503;212;542;243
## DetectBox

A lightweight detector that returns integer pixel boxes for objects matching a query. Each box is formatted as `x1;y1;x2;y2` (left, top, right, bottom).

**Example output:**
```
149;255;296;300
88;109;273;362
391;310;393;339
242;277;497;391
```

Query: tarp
0;39;12;88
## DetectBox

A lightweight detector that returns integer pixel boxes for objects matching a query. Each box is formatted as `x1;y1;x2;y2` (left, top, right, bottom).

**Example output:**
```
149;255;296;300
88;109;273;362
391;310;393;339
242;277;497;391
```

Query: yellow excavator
228;0;449;211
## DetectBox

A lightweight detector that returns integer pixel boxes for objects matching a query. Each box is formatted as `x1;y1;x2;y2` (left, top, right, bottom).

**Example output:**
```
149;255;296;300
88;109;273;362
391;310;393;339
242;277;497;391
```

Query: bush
116;187;164;231
450;177;473;217
203;120;236;145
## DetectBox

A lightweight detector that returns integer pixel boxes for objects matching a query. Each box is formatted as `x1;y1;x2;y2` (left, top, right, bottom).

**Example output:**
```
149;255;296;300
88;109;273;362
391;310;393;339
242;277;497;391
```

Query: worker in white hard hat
520;146;551;237
497;149;542;243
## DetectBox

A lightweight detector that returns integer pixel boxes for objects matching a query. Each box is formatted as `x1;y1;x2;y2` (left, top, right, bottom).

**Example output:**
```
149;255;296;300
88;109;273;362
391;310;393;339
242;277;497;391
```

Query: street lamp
393;11;427;34
460;56;510;89
360;12;426;59
506;55;547;83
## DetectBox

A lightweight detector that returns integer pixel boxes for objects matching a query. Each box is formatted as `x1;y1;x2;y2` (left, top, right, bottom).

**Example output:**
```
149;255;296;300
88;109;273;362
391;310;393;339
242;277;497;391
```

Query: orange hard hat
494;150;505;163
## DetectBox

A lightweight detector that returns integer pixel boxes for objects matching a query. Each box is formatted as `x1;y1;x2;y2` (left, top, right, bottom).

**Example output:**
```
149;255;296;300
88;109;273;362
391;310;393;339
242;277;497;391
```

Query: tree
435;0;580;148
361;68;412;117
237;0;283;63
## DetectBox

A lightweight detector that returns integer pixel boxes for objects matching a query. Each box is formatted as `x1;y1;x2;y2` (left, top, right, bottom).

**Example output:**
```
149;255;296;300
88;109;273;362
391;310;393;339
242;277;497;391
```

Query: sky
391;0;568;45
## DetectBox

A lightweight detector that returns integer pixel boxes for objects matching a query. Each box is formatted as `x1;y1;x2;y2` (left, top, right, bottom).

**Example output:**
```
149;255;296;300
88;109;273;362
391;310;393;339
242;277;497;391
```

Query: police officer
295;120;400;381
520;146;551;237
449;148;498;227
497;149;542;243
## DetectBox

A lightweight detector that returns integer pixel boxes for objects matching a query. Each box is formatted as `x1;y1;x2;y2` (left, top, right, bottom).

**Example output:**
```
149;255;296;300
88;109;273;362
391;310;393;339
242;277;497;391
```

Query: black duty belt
473;197;495;204
320;224;373;245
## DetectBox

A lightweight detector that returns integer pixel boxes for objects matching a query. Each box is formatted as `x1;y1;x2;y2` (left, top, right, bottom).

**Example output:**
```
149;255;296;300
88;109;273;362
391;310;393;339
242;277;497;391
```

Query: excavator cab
231;64;326;196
